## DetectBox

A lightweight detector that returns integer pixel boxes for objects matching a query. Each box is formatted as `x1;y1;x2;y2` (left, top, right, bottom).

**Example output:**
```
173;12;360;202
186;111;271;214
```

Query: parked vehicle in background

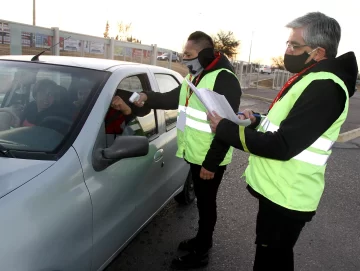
157;53;179;62
255;65;272;74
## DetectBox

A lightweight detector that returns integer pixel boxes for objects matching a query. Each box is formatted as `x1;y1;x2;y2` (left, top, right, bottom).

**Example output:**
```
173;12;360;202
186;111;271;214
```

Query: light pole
247;30;254;85
248;30;254;64
33;0;36;26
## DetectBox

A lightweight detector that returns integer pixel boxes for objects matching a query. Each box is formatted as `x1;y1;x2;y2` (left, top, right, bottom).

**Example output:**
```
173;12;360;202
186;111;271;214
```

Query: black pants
253;200;307;271
190;163;226;250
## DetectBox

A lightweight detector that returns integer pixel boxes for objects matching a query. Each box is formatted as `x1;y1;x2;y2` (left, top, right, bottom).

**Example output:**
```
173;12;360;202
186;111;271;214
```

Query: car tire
174;170;195;205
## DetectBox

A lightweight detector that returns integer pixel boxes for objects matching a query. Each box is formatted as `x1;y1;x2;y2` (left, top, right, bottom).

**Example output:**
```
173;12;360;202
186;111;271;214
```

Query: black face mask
284;51;317;73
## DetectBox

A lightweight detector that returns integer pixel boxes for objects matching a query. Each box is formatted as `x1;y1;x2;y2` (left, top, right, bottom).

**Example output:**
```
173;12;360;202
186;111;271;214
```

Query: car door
148;70;190;200
74;66;170;271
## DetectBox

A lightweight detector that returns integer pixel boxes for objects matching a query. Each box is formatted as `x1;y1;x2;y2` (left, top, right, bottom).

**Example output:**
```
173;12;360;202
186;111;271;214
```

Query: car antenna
31;36;71;62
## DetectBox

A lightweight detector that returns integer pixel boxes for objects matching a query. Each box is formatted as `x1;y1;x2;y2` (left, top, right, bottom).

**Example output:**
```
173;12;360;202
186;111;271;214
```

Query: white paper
185;78;251;126
176;110;186;131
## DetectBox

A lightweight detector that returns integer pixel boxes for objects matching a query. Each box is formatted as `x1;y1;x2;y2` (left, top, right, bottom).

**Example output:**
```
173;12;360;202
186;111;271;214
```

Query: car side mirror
103;136;149;160
93;136;149;171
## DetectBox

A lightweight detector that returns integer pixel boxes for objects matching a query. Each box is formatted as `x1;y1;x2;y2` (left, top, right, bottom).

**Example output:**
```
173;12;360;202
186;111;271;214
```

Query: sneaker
178;237;213;252
170;250;209;270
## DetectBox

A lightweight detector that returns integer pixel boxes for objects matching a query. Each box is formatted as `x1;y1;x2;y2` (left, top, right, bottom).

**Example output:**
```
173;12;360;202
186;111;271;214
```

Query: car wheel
174;170;195;205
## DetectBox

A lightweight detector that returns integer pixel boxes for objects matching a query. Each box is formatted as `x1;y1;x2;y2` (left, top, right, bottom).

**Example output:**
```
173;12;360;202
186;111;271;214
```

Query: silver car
0;55;195;271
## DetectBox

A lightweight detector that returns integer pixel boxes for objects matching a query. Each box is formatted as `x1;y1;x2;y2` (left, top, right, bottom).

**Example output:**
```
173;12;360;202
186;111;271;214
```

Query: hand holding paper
207;111;224;133
185;78;251;127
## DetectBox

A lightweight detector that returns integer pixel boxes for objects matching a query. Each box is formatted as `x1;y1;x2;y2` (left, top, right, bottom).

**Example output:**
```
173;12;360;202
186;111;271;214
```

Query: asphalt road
106;97;360;271
248;73;274;83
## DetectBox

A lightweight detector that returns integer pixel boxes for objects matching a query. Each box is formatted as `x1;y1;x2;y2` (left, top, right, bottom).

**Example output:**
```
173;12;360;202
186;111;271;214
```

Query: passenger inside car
20;79;72;128
73;87;91;109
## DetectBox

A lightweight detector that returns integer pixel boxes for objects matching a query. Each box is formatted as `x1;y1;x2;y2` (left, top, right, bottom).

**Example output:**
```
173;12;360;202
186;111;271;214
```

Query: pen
237;112;262;118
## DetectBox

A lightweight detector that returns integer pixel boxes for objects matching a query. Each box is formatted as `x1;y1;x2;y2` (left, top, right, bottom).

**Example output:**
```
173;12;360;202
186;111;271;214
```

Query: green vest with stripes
176;69;237;165
244;71;349;212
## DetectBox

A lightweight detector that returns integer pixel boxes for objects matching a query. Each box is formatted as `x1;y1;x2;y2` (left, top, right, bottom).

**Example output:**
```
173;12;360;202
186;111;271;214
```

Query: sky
1;0;359;66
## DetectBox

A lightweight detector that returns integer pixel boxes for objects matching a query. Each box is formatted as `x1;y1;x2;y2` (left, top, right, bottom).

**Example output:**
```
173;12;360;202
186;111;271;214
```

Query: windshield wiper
0;144;13;158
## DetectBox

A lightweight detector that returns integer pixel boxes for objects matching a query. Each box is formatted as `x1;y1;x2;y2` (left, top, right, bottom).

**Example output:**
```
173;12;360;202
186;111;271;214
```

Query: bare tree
212;30;240;59
271;56;285;70
116;21;132;41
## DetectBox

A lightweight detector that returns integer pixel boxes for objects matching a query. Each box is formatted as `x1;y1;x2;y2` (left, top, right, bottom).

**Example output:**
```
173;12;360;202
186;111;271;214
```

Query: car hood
0;158;54;199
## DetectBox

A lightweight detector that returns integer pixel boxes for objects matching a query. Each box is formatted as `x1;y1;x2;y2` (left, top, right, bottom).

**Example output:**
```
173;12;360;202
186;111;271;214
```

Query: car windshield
0;60;108;154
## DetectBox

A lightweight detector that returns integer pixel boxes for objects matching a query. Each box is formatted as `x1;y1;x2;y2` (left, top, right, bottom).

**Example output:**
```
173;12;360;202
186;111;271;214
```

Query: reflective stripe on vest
178;105;211;133
259;117;334;166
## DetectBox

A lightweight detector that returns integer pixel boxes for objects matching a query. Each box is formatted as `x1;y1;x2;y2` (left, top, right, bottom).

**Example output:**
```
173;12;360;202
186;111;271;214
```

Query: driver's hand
111;96;132;115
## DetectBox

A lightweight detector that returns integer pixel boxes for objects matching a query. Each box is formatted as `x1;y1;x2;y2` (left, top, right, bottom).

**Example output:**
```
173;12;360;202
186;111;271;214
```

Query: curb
243;93;360;143
243;93;273;103
337;127;360;142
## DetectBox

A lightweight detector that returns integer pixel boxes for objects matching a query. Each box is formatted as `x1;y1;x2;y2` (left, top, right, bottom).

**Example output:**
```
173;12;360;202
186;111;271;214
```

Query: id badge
176;110;186;131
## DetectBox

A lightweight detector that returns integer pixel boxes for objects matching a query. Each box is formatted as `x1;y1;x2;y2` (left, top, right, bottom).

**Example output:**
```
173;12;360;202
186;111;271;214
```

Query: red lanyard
269;64;316;110
185;73;202;107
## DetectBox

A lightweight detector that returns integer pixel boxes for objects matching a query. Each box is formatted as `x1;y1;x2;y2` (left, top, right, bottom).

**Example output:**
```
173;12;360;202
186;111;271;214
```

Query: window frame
107;72;160;142
153;72;181;132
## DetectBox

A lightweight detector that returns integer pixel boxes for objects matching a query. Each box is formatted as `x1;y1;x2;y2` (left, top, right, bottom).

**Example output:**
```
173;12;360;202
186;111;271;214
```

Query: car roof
0;55;143;71
0;55;184;79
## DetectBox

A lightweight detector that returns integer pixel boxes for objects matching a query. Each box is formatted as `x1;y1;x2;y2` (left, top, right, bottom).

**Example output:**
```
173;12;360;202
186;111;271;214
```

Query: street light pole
248;30;254;64
33;0;36;26
247;30;254;85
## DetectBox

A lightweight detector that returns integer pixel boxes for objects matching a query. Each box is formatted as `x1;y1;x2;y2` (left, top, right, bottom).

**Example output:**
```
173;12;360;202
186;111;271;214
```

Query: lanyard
185;73;202;107
269;63;317;110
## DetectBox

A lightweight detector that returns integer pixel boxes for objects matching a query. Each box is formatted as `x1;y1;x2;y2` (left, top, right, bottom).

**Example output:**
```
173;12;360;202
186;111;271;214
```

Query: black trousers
253;200;307;271
190;163;226;250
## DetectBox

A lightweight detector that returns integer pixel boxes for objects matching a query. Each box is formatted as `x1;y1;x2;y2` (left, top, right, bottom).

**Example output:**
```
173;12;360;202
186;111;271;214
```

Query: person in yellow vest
207;12;358;271
133;31;242;269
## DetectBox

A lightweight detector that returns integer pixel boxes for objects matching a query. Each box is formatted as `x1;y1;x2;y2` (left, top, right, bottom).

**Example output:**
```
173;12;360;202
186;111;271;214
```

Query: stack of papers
185;78;251;127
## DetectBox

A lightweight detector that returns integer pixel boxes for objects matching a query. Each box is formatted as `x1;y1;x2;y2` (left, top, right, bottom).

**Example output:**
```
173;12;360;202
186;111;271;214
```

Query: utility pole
33;0;36;26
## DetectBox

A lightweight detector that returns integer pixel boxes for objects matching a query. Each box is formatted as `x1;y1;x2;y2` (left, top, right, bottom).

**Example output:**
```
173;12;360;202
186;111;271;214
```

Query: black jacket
144;52;242;172
215;52;358;221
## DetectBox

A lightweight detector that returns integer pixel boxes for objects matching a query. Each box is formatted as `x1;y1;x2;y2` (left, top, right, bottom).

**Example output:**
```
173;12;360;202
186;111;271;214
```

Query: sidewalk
242;88;360;138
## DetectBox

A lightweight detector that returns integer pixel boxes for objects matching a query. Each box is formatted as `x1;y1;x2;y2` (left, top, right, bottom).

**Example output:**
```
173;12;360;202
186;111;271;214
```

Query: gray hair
286;12;341;58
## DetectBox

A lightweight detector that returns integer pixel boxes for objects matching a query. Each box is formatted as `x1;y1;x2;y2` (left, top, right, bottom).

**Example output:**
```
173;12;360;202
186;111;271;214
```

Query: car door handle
154;149;164;162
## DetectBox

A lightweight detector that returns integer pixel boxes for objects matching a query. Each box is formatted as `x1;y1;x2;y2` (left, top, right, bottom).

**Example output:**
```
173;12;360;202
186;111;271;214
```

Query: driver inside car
105;90;151;137
20;79;71;129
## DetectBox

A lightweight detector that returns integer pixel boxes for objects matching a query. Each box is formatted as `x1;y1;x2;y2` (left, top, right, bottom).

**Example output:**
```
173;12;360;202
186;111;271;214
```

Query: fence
0;19;290;90
0;20;184;72
272;69;292;90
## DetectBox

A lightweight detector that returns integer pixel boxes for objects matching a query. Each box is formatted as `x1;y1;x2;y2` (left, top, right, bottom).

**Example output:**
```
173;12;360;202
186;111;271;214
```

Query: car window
0;60;108;156
118;75;143;92
104;74;158;147
154;73;180;130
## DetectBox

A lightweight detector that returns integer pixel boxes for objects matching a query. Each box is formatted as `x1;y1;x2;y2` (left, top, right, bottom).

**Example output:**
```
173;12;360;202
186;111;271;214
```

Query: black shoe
170;250;209;270
178;237;213;252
